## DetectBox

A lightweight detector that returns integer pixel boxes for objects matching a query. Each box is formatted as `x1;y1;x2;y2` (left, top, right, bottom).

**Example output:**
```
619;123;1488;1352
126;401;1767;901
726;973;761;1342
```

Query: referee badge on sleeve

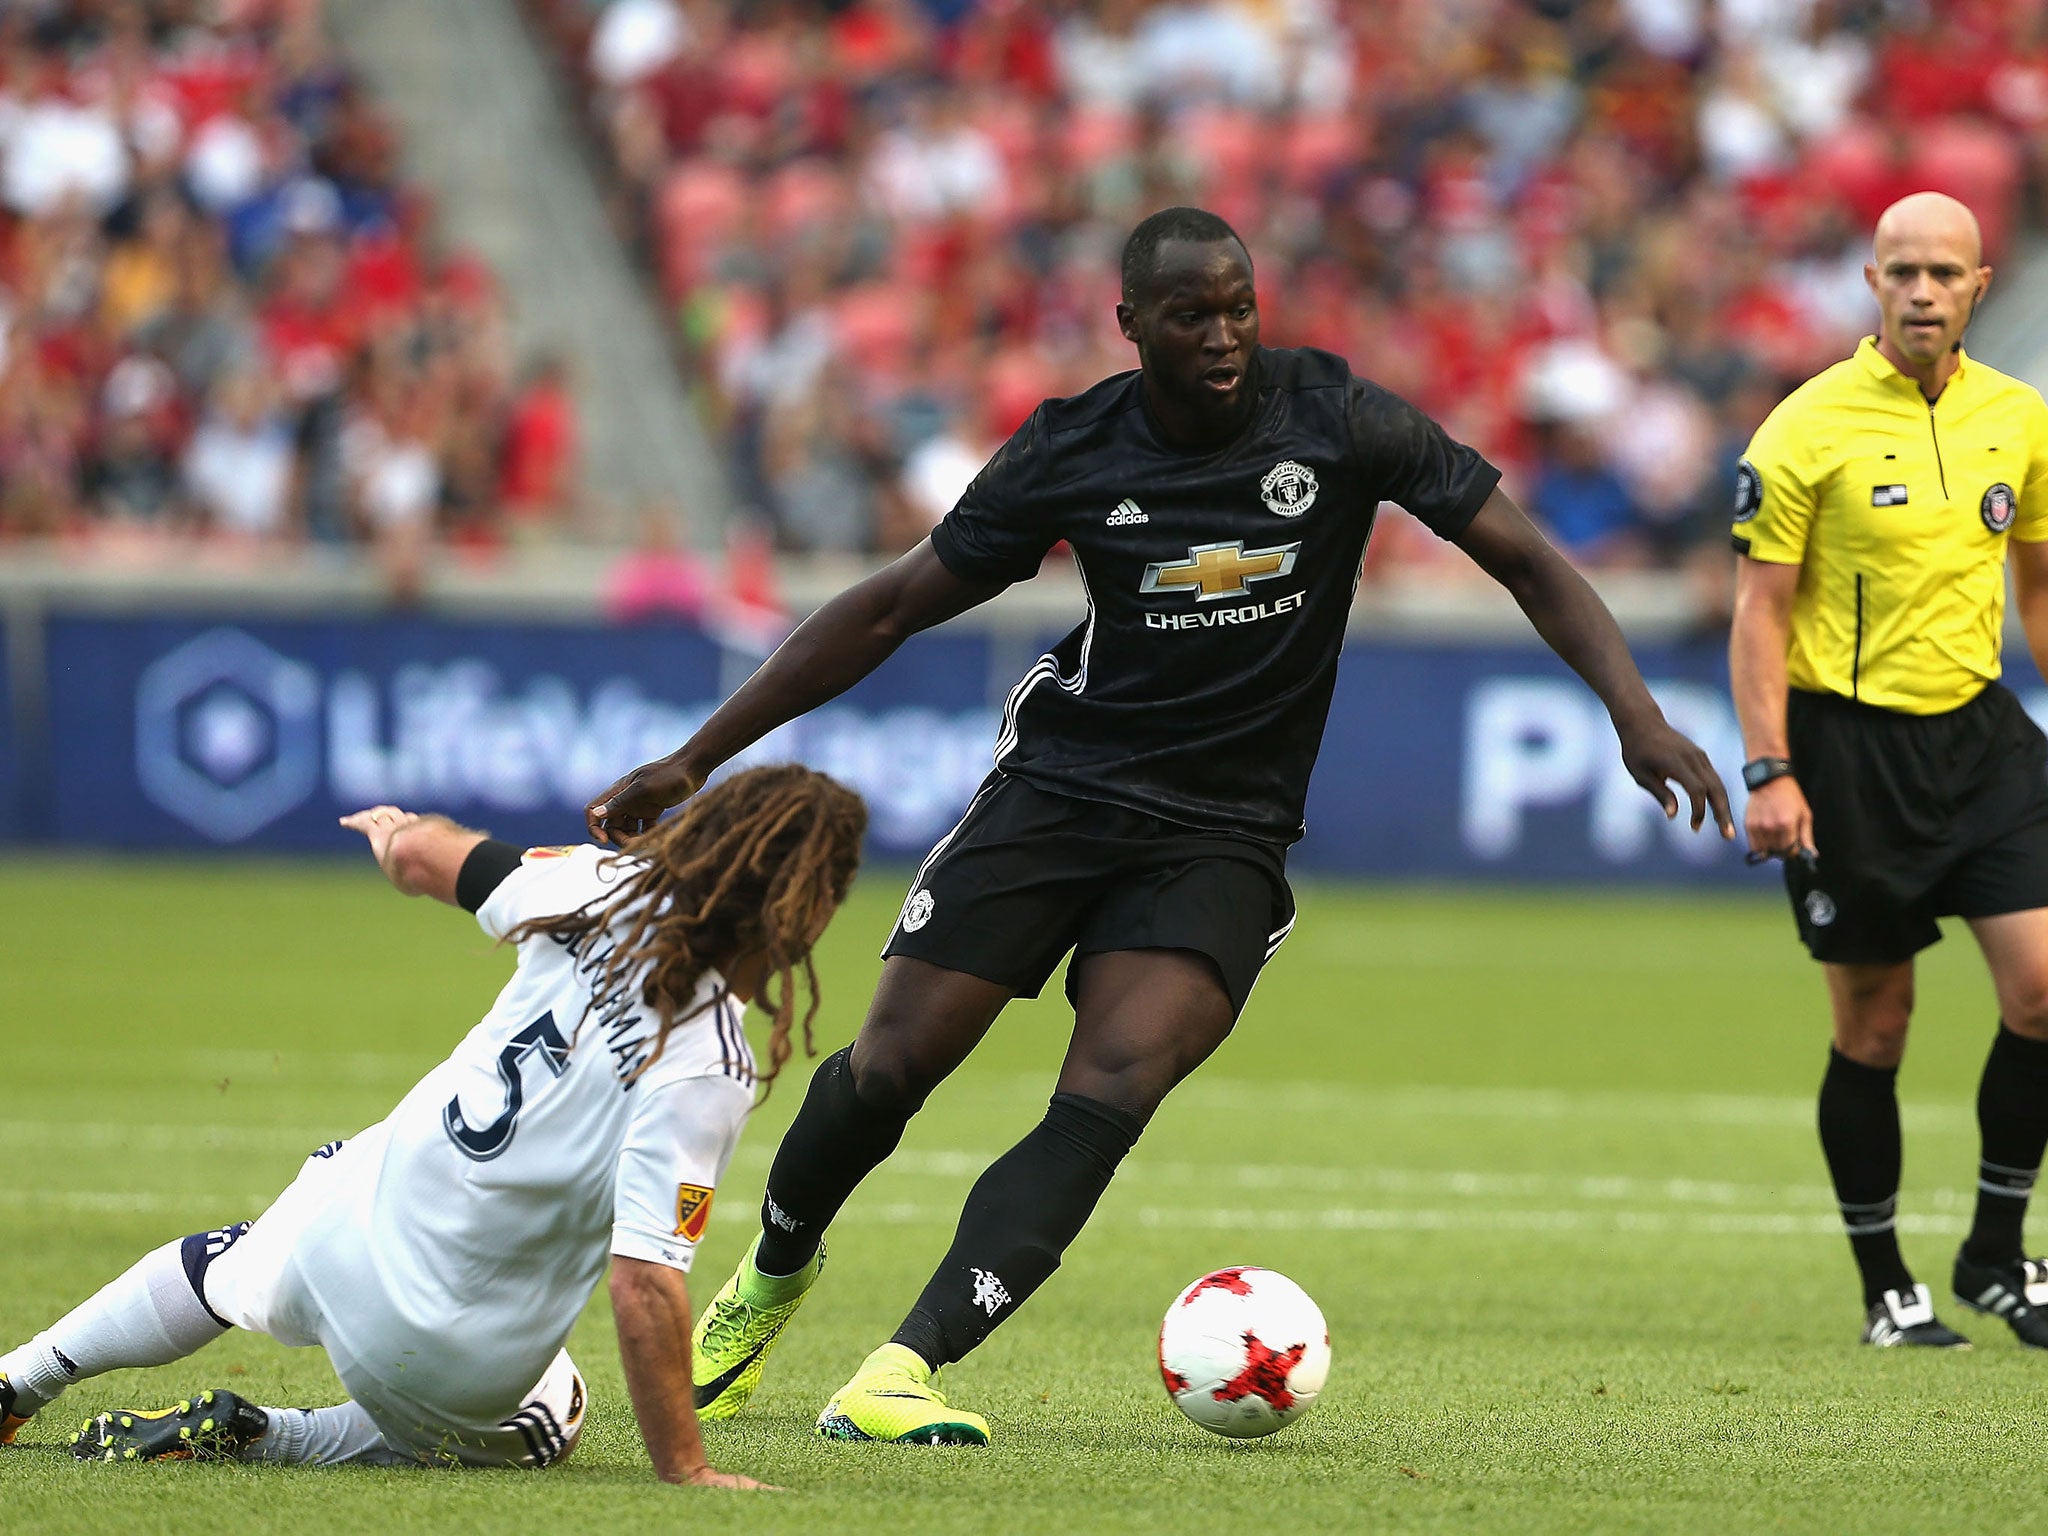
1733;459;1761;523
1983;482;2017;533
674;1184;714;1241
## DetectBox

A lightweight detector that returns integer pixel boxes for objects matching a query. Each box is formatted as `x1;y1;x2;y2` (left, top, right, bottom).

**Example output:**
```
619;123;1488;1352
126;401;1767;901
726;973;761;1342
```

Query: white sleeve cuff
610;1226;696;1273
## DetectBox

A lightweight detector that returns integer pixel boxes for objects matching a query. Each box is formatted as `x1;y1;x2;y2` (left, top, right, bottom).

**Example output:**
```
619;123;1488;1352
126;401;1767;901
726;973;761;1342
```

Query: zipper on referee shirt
1852;574;1864;700
1928;403;1947;497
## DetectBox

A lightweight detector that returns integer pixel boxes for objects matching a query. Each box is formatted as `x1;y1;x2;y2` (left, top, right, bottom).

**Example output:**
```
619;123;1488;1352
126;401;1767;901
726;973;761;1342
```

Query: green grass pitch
3;855;2045;1535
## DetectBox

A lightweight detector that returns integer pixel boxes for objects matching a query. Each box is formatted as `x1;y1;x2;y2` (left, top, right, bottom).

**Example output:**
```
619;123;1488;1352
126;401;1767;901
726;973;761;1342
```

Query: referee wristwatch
1742;756;1795;790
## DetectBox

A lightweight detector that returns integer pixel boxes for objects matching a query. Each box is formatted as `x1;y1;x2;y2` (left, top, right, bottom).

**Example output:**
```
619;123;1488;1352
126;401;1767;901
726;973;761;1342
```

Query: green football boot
71;1388;269;1462
816;1343;990;1446
691;1237;825;1421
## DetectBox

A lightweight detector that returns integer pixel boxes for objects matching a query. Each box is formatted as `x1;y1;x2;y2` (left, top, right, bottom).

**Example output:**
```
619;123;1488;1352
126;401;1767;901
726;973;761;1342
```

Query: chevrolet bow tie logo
1140;540;1300;601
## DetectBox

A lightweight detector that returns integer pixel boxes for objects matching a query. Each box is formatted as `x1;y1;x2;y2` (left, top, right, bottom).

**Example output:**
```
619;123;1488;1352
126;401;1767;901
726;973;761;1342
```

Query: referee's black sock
890;1093;1144;1369
1962;1022;2048;1268
754;1047;914;1276
1818;1047;1914;1305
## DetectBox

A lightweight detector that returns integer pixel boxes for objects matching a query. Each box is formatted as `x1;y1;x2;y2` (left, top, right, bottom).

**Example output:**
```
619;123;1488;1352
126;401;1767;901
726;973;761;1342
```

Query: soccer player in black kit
587;208;1735;1445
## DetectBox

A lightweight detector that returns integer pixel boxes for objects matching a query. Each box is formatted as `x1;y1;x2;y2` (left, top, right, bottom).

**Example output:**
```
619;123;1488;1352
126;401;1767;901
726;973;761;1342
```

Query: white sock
246;1402;404;1466
0;1238;227;1413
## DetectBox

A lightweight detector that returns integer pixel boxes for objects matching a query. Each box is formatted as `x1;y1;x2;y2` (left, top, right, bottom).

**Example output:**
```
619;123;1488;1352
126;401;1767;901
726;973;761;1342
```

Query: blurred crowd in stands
537;0;2044;587
6;0;2040;613
0;0;577;596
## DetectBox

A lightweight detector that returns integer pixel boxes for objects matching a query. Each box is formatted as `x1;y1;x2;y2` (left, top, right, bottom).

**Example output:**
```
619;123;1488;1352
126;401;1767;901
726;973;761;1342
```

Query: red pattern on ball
1157;1332;1190;1395
1182;1267;1257;1305
1213;1331;1305;1412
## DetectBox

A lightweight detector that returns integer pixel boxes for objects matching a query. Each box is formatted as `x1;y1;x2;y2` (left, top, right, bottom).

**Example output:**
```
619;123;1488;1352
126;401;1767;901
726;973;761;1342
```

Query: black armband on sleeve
456;839;525;913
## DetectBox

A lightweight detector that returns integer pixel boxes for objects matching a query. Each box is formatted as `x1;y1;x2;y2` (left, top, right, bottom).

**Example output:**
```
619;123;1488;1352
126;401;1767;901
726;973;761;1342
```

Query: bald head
1865;191;1991;384
1873;191;1983;268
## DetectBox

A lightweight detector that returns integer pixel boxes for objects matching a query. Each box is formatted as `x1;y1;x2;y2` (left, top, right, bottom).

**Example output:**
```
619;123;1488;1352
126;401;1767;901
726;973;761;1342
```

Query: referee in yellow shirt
1732;191;2048;1349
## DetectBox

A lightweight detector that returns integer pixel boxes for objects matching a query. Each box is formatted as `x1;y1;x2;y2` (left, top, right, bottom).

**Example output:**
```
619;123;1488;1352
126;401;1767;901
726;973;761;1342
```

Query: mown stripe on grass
0;1125;1979;1216
0;1187;1974;1236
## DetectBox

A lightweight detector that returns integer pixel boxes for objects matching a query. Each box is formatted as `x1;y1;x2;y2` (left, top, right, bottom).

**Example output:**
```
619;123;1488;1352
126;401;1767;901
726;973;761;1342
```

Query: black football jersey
931;345;1500;842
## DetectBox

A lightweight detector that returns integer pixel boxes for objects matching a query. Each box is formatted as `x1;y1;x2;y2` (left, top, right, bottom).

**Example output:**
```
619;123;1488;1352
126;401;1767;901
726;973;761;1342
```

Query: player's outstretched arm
586;540;1007;841
1455;488;1735;838
338;807;488;904
610;1257;776;1491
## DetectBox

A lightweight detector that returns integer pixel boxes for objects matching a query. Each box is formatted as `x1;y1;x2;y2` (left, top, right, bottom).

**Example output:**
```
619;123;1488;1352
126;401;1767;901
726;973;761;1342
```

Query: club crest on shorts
673;1183;714;1241
1804;890;1837;928
1734;459;1761;522
1982;482;2017;534
1260;460;1318;518
900;888;935;933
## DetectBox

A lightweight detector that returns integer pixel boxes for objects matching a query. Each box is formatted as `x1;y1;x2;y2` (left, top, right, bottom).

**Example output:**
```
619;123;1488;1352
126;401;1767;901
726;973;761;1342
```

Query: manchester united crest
1260;460;1318;518
900;887;935;932
1982;482;2017;534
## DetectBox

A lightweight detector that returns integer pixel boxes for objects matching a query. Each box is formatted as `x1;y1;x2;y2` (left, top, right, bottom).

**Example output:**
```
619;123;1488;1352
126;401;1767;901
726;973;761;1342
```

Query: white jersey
285;844;754;1419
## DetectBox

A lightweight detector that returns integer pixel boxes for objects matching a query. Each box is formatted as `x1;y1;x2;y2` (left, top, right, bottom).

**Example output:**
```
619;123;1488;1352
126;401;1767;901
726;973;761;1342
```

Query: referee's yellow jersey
1734;337;2048;714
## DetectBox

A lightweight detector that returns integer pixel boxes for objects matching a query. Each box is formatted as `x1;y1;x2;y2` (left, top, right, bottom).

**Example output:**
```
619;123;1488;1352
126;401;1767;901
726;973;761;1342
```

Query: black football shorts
1783;682;2048;965
881;771;1295;1017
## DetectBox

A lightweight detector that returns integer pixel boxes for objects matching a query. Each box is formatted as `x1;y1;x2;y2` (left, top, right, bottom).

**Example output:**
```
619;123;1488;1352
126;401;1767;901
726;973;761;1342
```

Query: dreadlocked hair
505;764;866;1094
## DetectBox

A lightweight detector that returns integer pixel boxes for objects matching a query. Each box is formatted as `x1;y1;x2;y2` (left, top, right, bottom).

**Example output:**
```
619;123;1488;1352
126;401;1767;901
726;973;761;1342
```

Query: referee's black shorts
1784;682;2048;964
880;772;1295;1017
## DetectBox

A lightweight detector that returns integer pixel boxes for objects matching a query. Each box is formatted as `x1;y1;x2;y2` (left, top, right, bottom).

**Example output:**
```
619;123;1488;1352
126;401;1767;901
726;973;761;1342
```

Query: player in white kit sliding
0;764;864;1489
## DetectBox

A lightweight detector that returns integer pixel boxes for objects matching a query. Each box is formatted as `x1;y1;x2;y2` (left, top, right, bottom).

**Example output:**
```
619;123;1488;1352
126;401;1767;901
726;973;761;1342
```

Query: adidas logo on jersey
1106;498;1149;526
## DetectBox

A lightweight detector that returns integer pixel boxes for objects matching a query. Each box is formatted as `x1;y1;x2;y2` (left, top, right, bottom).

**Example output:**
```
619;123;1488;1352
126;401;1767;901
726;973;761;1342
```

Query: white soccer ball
1157;1266;1330;1438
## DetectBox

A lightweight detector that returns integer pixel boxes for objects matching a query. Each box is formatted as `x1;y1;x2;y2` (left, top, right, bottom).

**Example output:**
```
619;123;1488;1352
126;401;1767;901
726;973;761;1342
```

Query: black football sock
754;1046;915;1276
1962;1023;2048;1268
891;1093;1144;1369
1818;1047;1915;1305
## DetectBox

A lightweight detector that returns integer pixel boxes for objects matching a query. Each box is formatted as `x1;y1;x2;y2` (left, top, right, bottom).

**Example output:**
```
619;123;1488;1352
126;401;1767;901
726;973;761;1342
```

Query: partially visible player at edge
0;765;865;1487
1732;191;2048;1350
589;206;1735;1446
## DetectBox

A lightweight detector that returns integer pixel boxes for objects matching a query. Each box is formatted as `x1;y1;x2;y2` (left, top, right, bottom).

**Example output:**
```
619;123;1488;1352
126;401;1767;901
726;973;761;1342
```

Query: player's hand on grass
677;1464;780;1491
585;757;704;844
1742;773;1816;864
339;805;421;875
1615;717;1736;838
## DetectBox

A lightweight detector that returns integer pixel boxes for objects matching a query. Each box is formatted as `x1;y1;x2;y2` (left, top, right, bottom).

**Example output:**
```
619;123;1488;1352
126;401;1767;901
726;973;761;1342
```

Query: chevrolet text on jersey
1145;592;1308;628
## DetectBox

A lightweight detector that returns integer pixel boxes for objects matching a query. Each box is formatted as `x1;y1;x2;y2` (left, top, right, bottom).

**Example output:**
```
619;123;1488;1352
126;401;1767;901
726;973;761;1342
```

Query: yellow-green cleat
691;1237;824;1422
816;1343;990;1446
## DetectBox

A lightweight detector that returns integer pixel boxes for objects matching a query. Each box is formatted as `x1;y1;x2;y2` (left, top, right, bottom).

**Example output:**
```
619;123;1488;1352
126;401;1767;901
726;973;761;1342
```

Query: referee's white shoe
1862;1284;1972;1348
1952;1253;2048;1349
